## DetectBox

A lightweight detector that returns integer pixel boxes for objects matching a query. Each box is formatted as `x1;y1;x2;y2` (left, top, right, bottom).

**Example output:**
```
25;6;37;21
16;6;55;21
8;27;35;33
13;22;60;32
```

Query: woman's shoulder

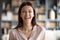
35;24;46;32
35;25;46;40
9;28;18;34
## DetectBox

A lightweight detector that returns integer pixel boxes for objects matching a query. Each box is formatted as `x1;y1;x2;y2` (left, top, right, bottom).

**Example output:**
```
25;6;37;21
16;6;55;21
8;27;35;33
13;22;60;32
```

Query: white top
9;25;46;40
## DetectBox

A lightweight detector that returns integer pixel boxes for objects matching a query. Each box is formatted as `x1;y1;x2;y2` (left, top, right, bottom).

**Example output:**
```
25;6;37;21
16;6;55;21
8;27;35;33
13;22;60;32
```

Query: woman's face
20;5;34;23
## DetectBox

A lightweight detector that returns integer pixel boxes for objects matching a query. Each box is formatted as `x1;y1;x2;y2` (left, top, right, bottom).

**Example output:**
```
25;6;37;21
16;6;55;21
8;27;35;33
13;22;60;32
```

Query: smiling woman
9;1;46;40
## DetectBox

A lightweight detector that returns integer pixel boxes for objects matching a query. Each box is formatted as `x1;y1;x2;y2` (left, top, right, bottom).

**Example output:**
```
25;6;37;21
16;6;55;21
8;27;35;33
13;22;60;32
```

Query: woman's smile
25;17;31;20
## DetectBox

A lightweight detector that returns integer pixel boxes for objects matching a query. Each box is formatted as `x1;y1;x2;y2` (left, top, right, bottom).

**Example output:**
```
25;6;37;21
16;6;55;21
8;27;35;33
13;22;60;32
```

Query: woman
9;2;45;40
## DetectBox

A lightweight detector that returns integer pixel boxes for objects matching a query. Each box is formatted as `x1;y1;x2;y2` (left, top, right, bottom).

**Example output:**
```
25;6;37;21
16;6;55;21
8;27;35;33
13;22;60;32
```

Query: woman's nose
26;12;29;17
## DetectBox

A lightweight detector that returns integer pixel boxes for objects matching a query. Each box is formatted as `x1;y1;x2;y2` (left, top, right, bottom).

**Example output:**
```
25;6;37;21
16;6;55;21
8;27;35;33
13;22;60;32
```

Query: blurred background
0;0;60;40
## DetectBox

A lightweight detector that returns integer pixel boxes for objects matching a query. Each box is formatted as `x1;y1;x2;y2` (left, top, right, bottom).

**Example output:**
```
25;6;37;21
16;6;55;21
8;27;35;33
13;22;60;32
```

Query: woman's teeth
25;17;30;19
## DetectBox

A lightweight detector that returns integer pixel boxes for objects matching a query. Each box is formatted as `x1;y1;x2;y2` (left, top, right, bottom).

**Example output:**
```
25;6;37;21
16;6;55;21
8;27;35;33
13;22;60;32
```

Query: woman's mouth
25;17;31;20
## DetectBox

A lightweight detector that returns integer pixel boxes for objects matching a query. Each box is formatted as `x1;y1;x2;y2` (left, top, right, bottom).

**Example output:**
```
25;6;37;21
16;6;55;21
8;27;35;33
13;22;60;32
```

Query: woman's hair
16;2;36;28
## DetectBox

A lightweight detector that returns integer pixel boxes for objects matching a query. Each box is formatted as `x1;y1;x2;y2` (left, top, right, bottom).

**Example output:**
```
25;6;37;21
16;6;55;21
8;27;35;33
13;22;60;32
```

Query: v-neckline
17;25;37;40
29;25;43;40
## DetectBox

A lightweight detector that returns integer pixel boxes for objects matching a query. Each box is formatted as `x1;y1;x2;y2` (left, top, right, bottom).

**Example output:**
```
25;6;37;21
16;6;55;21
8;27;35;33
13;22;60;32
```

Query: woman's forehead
21;5;33;10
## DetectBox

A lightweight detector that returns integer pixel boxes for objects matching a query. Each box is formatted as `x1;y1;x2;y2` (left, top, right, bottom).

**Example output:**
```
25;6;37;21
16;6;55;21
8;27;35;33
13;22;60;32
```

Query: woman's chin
24;19;31;22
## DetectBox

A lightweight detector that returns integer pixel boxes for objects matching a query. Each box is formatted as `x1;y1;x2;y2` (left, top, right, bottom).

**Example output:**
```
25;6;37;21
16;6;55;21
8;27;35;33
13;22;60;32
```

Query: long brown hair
16;2;36;28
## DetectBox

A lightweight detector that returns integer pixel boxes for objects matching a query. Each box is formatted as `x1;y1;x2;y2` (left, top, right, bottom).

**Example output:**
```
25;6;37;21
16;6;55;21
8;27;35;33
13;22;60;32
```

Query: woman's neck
23;22;33;31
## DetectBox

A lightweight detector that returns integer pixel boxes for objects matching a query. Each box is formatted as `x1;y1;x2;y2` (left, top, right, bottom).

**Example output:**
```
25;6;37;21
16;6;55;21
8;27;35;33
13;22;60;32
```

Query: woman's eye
21;10;32;13
21;11;25;13
29;11;32;13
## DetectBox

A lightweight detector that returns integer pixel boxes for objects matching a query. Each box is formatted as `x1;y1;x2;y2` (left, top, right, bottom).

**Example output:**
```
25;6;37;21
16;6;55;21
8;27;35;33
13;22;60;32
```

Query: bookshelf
35;0;57;30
